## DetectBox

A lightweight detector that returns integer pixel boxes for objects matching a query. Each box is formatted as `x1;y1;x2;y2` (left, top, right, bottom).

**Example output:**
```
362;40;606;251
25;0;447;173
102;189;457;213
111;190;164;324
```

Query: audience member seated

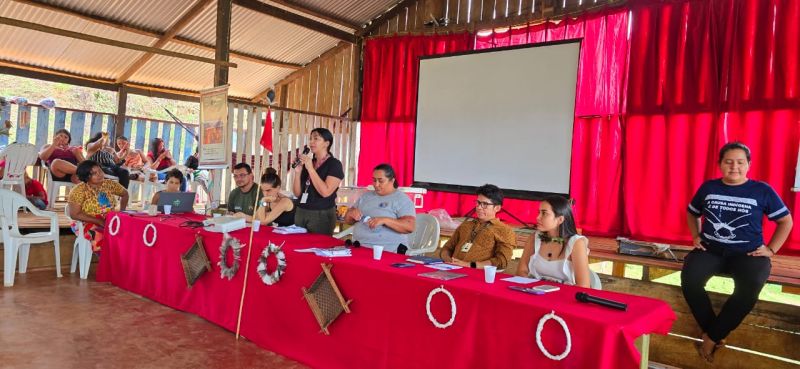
682;142;793;363
67;160;129;252
86;132;130;188
437;184;515;269
253;168;295;227
516;195;592;288
146;137;175;176
115;135;146;173
24;172;48;210
150;168;184;206
344;164;415;253
39;128;84;183
227;162;262;220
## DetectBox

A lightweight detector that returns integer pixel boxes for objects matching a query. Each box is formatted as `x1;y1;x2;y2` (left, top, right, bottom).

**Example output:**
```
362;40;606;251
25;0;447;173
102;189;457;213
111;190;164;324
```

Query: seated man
438;184;515;269
227;162;262;220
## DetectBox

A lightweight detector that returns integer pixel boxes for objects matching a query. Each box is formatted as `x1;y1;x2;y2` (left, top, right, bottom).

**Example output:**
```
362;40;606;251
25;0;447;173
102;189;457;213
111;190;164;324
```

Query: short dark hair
117;135;128;141
311;127;334;154
165;168;184;185
373;163;399;188
260;167;281;187
718;141;751;163
76;160;100;183
55;128;71;144
476;184;503;205
233;162;252;173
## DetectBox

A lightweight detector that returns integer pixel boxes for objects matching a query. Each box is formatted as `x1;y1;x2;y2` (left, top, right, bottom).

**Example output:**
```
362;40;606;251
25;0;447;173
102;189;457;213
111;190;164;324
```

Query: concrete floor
0;269;307;369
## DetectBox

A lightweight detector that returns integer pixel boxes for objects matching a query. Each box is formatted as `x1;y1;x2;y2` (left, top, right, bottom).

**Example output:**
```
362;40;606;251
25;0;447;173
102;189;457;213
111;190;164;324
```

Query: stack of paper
294;247;352;257
273;225;308;234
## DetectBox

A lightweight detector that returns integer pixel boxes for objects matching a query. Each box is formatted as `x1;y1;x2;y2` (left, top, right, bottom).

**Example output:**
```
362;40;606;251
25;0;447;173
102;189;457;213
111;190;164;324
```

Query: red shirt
25;179;48;205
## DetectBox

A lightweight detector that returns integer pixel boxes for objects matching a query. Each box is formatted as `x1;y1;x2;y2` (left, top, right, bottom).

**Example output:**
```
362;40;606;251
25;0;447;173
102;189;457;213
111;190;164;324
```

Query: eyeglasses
476;200;495;209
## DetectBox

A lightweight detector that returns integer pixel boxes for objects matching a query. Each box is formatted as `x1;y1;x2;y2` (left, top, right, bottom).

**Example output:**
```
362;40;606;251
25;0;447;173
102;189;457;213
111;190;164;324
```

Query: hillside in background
0;74;199;124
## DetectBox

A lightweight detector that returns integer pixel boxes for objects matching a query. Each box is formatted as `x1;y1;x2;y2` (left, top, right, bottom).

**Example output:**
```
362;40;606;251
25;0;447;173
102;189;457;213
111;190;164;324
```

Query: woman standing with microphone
292;128;344;235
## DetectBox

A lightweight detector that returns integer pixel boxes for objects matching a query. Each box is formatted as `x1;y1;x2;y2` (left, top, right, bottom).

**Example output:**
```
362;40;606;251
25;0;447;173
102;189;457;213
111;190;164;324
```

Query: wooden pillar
350;37;363;120
214;0;232;86
114;85;127;139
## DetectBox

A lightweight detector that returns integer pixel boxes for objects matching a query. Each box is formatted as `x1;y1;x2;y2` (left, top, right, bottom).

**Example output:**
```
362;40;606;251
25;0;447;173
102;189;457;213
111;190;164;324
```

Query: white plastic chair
406;213;440;256
0;143;38;197
0;189;62;287
43;161;76;209
65;205;92;279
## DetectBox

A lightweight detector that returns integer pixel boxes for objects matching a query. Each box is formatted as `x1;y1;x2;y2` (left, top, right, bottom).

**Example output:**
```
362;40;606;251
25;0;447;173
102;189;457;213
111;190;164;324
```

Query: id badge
300;193;309;204
460;242;473;253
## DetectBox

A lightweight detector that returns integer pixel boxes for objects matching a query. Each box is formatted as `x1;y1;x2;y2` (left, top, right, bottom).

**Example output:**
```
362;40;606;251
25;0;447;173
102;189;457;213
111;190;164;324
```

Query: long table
98;212;675;369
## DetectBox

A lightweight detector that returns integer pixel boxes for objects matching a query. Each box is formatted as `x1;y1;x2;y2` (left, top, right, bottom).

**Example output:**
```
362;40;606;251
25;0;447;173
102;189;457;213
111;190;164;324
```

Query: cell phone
391;262;416;268
532;284;560;293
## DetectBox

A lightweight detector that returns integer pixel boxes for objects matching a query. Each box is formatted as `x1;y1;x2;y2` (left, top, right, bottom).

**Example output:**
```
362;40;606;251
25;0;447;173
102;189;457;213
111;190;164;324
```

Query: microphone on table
575;292;628;311
291;146;310;169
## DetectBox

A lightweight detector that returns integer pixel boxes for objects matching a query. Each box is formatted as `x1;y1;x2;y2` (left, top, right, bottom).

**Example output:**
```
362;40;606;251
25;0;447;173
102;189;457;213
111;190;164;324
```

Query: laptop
157;192;196;213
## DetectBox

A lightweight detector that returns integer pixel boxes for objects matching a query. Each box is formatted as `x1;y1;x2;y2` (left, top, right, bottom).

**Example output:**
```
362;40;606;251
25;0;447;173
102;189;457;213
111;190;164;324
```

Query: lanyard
467;221;491;243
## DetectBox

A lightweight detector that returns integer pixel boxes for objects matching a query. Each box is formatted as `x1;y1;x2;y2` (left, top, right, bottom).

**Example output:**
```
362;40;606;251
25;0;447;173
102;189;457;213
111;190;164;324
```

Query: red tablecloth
98;212;675;369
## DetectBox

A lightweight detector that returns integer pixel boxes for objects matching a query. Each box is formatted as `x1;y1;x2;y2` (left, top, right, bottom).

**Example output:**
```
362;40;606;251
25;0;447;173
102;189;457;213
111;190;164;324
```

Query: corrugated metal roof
288;0;402;26
0;0;396;99
47;0;198;33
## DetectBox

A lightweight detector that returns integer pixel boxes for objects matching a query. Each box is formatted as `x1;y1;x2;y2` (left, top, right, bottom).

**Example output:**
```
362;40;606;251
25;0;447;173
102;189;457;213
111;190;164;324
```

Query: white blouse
527;233;588;286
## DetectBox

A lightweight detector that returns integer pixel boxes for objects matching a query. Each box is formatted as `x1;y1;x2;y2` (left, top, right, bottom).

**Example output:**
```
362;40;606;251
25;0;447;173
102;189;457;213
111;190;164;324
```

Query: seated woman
85;132;130;188
115;135;147;172
67;160;129;252
146;137;175;175
516;195;595;289
150;168;184;206
39;129;85;183
683;142;792;363
344;164;416;253
254;168;295;227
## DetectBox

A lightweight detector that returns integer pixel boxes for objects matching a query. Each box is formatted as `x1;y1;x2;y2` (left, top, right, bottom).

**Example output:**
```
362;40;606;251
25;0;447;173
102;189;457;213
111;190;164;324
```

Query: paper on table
425;263;463;271
501;276;540;284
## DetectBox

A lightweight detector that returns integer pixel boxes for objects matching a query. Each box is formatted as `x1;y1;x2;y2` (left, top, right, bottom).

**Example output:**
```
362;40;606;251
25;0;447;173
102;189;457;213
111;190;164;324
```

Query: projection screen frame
411;39;582;201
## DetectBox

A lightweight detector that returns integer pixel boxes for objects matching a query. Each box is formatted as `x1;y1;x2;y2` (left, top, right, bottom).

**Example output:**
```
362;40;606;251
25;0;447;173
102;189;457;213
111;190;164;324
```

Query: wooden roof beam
116;0;215;83
232;0;357;44
268;0;360;30
10;0;302;70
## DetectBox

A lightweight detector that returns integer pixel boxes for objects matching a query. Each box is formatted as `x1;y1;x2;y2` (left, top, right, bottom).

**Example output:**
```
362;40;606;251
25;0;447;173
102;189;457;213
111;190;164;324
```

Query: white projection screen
413;41;581;198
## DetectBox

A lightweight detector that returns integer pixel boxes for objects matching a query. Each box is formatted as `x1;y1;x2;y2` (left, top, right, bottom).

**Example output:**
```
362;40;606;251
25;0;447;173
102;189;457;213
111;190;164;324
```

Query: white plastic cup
484;265;498;283
213;213;221;218
163;205;172;215
148;205;158;216
252;220;261;232
372;245;384;260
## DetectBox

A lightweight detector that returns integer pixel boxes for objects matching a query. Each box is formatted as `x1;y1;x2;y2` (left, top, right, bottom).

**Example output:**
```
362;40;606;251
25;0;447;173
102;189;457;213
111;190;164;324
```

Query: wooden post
114;85;128;139
215;0;232;87
350;38;363;121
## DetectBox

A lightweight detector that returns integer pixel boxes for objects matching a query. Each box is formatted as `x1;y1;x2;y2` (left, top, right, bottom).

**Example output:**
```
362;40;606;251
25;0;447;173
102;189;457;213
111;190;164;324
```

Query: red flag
260;108;273;152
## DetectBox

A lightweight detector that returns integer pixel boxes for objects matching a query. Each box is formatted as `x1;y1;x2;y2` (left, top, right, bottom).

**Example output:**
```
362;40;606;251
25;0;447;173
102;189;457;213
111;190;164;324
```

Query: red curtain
358;33;474;187
626;0;800;255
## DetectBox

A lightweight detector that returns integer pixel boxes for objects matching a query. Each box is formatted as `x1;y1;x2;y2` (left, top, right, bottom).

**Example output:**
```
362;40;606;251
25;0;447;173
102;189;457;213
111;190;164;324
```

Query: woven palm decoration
181;234;212;288
302;263;352;335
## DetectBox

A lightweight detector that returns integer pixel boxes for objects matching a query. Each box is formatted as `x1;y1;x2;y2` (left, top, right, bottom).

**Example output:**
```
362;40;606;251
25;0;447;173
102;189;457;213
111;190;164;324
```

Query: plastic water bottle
361;215;372;223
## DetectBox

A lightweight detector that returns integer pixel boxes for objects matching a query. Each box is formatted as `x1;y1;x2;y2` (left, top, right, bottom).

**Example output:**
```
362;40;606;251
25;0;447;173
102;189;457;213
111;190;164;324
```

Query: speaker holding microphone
291;145;310;169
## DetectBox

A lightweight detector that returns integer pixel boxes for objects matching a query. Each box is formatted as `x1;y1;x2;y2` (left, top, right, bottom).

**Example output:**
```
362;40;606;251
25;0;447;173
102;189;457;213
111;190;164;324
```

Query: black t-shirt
299;155;344;210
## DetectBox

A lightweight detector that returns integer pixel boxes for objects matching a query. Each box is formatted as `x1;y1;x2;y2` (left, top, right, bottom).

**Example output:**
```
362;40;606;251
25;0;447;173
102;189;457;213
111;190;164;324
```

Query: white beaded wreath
535;310;572;360
143;223;157;247
256;241;286;285
426;286;456;329
218;234;243;280
108;215;121;236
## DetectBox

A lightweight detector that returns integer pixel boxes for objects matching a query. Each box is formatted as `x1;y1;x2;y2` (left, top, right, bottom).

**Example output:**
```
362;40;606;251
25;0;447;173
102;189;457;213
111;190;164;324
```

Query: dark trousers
681;247;771;342
294;207;337;235
101;165;130;188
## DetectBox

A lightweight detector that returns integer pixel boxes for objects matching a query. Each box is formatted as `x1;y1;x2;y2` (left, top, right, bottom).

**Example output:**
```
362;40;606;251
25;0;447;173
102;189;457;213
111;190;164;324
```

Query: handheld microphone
575;292;627;311
291;146;310;169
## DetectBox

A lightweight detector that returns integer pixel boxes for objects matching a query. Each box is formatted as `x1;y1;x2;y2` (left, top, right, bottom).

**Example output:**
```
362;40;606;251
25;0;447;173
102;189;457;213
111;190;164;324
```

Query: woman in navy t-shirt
683;142;793;363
